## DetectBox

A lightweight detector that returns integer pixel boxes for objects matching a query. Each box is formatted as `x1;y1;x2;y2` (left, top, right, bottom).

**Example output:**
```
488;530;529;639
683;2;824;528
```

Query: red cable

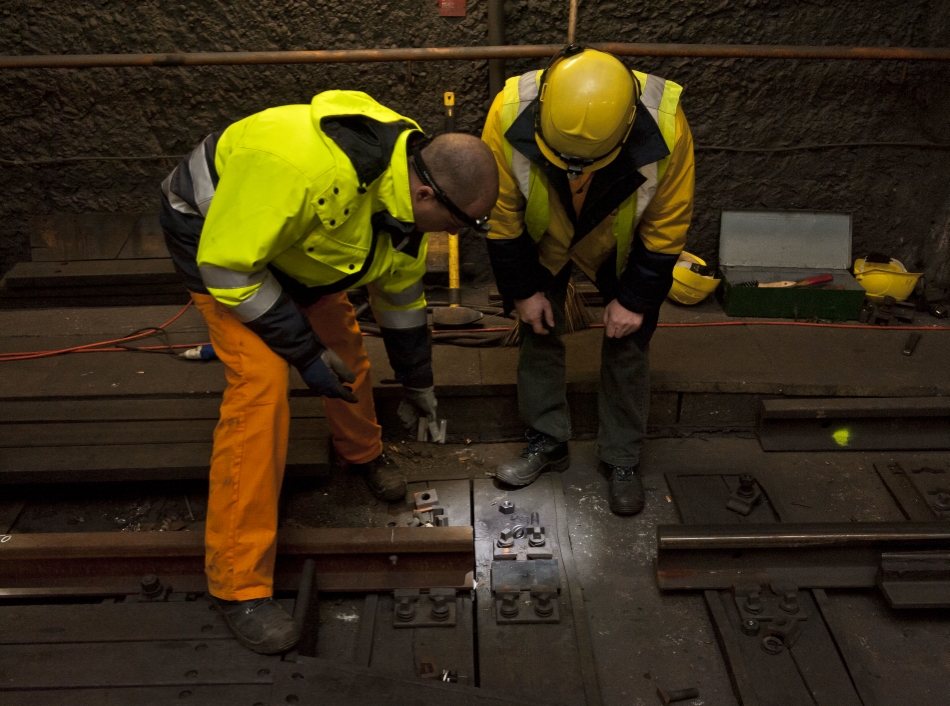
1;303;946;360
0;301;195;362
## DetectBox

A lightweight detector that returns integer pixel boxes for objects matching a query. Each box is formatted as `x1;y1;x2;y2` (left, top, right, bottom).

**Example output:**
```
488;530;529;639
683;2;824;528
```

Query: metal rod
3;43;950;70
658;523;950;550
487;0;506;99
567;0;579;44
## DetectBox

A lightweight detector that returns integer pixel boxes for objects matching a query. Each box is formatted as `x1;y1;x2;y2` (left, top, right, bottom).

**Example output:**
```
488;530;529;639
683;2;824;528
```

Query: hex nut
499;500;515;515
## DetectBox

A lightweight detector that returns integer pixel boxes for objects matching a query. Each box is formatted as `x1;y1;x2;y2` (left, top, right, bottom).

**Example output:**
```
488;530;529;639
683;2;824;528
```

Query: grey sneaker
604;463;645;515
493;429;570;486
211;596;299;654
352;453;407;502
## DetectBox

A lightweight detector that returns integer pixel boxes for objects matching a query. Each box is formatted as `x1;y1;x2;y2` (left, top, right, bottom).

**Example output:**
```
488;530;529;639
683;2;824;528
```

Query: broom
501;277;596;346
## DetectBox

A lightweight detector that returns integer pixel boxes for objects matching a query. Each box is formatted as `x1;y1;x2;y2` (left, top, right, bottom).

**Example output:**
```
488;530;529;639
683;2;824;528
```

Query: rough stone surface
2;1;949;284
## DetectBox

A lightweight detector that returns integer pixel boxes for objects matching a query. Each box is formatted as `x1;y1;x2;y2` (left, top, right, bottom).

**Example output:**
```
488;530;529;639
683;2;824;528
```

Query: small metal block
499;500;515;514
436;515;449;526
740;618;760;636
761;635;784;655
413;489;439;510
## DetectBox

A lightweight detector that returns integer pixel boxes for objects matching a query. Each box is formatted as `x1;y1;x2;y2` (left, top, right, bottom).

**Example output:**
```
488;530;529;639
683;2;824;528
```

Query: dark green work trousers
517;270;650;467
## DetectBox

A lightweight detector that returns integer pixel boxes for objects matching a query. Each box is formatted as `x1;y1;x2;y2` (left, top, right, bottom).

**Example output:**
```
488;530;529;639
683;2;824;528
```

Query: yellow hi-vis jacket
481;69;694;334
160;91;433;386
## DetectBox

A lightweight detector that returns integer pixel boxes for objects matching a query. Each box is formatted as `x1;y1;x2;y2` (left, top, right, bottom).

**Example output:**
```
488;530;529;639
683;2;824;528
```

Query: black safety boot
351;453;407;502
211;596;299;654
493;429;570;487
604;463;645;515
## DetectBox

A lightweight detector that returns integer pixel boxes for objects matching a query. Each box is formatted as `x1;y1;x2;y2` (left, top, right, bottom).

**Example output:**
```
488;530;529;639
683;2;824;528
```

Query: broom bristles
501;278;594;347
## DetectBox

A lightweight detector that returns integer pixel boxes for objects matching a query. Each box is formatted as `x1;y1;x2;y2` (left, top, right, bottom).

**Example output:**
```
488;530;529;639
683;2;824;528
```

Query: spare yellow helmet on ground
536;45;639;178
853;256;922;302
668;252;721;305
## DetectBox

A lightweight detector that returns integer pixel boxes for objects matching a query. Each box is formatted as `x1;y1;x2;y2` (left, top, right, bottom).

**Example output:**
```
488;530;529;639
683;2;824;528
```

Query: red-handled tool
736;273;835;288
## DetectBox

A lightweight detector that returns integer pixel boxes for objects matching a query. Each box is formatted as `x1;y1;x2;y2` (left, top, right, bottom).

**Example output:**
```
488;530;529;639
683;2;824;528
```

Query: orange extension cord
0;301;947;362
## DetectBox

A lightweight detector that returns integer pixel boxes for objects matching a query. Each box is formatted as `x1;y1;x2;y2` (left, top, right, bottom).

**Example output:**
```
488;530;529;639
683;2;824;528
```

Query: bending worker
160;90;498;654
482;45;694;515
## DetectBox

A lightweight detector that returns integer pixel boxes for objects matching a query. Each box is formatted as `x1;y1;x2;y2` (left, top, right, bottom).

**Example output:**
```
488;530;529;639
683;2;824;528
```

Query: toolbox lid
719;210;852;270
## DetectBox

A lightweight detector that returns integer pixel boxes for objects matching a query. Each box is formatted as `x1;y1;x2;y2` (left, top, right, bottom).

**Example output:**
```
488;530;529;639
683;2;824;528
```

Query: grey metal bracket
491;558;561;624
733;583;809;650
392;588;458;628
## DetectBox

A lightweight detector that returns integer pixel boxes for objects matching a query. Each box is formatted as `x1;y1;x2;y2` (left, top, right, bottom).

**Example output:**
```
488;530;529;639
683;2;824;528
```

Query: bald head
419;133;499;210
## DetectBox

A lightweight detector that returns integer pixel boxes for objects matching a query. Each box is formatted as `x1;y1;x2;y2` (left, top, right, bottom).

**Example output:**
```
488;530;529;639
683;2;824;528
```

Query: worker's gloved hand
298;349;358;403
397;385;438;431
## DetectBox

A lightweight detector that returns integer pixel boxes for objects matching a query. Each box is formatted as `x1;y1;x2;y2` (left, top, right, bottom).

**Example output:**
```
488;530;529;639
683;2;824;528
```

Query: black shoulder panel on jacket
321;115;419;187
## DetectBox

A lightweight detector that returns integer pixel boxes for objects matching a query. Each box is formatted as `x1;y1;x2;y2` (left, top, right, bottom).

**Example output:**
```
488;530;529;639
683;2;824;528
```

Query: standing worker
481;45;694;515
160;90;498;654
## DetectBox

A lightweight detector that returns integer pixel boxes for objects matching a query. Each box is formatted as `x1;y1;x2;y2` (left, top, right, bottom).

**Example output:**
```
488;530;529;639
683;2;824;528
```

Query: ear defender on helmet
534;44;640;179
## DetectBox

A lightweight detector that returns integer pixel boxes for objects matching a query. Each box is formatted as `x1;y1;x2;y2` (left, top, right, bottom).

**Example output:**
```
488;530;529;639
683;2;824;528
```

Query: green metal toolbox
715;210;866;321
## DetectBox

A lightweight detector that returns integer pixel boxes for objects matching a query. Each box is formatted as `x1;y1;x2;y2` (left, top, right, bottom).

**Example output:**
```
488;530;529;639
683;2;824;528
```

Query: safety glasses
410;139;491;233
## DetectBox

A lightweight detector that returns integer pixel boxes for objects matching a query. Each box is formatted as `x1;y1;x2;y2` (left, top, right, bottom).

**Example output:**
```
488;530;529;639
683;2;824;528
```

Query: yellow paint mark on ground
832;428;851;447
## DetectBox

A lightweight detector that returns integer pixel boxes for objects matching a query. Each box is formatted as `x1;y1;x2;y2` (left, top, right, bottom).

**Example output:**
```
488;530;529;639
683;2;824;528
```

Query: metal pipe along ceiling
2;43;950;70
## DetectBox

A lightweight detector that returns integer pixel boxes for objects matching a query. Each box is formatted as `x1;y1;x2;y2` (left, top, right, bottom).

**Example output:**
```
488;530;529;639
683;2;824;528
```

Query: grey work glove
397;385;438;431
298;348;358;403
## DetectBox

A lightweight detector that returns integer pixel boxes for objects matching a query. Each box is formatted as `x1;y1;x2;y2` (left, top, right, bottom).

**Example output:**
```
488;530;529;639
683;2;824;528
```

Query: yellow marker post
444;92;455;132
448;232;461;306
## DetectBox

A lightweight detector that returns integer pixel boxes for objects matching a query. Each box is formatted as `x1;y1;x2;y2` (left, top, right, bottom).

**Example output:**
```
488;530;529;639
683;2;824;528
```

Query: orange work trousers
191;290;383;601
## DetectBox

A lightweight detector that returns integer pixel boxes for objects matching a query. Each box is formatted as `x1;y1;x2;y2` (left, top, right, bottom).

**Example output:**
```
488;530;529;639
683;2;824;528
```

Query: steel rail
0;526;475;596
656;523;950;592
657;523;950;550
2;43;950;70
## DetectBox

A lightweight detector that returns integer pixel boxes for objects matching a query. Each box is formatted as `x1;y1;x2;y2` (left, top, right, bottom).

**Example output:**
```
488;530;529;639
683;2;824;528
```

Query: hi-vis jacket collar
504;93;671;242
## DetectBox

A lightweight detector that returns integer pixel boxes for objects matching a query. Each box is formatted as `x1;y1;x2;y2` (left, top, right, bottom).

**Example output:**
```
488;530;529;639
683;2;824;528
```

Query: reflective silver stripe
199;265;269;290
517;70;540;109
633;74;667;225
372;280;424;307
634;160;658;225
229;271;283;323
189;136;216;217
161;167;202;216
641;73;666;112
374;307;428;329
511;71;540;199
511;151;531;201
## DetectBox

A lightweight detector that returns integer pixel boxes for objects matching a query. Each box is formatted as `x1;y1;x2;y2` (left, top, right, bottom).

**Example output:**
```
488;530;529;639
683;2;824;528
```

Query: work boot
351;453;407;502
603;463;645;516
211;596;299;654
493;429;570;486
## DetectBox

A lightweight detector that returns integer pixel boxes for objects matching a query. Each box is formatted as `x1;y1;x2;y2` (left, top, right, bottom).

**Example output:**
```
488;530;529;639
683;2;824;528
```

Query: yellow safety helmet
668;252;721;305
536;44;640;179
853;255;922;303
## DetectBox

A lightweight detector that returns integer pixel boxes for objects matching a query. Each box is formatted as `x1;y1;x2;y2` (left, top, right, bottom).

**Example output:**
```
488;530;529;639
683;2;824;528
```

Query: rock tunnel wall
1;0;948;284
